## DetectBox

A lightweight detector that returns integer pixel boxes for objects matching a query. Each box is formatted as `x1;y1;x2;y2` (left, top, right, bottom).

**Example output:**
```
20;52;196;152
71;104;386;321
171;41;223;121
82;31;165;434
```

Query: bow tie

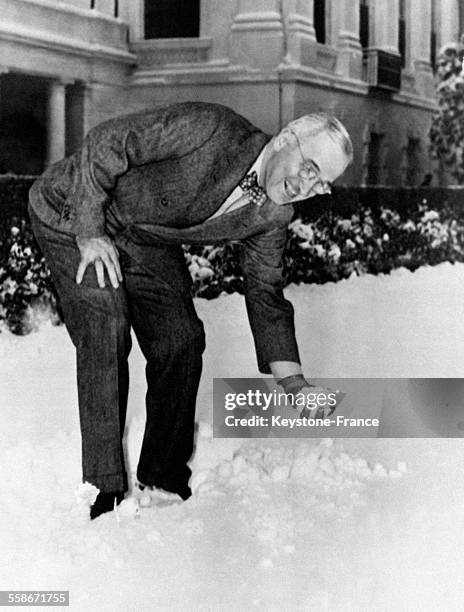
239;171;268;206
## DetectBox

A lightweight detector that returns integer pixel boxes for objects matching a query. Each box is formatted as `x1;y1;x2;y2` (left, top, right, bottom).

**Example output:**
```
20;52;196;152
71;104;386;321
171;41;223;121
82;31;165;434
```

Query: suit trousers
29;205;205;495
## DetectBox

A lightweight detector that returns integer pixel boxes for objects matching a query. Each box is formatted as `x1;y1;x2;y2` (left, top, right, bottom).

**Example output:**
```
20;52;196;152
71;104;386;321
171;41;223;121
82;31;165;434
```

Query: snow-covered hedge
0;218;59;334
283;200;464;284
1;198;464;334
185;199;464;294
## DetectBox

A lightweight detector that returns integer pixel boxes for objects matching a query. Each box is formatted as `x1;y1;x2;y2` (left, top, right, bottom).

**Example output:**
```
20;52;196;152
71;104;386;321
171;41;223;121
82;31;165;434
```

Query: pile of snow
191;424;407;493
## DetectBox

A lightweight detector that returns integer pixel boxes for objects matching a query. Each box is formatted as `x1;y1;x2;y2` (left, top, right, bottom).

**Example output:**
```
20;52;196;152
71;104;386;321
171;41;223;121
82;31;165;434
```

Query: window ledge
131;38;212;67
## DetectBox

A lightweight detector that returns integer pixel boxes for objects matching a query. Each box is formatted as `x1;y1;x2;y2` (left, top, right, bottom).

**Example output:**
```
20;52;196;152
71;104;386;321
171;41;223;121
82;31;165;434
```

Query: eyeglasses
288;129;332;195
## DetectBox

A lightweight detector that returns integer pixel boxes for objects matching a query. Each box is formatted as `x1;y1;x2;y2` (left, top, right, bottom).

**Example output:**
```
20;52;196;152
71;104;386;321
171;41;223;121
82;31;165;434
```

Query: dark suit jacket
29;101;300;373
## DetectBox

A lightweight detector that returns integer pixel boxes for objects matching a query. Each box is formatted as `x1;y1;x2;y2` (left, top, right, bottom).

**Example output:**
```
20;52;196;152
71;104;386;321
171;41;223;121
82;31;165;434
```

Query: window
0;73;47;175
398;0;406;68
430;0;437;71
314;0;326;44
359;0;369;49
144;0;200;39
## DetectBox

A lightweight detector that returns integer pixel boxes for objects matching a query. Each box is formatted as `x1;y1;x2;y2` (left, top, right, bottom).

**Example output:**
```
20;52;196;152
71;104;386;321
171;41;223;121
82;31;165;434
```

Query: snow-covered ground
2;262;464;611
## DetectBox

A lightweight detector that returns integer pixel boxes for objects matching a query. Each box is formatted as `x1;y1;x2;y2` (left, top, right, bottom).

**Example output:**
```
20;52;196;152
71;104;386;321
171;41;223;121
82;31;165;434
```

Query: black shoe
90;491;124;520
175;484;192;501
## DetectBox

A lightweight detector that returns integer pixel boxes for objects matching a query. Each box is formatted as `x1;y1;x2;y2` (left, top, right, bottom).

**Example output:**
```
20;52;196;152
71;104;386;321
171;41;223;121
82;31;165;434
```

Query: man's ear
273;127;293;151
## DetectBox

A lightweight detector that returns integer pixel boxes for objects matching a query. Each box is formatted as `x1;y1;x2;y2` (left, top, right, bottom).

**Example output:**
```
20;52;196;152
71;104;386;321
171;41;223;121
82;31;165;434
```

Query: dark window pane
430;1;437;70
430;30;436;71
398;0;406;68
144;0;200;39
367;133;383;185
314;0;326;44
360;1;369;49
398;19;406;68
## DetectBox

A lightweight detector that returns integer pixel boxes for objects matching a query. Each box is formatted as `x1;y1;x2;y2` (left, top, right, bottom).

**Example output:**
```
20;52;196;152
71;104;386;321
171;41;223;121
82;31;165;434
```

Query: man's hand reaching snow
276;375;344;419
296;385;342;419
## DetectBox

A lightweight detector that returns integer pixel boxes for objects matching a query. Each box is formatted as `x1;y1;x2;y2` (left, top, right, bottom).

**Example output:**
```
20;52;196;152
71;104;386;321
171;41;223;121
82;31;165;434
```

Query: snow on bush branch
284;202;464;284
0;219;59;334
1;200;463;334
184;199;464;292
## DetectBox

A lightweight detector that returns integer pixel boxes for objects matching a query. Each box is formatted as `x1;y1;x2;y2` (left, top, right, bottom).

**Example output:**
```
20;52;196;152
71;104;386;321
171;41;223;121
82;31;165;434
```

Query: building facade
0;0;462;185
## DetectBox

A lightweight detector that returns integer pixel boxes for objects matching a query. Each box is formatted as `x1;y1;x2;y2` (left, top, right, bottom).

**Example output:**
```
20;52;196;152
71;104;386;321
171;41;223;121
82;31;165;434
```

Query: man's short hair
287;113;353;162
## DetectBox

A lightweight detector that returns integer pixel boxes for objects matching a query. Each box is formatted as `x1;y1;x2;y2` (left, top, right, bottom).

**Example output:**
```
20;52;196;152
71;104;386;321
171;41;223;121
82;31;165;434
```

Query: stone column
117;0;129;22
408;0;434;97
124;0;143;40
371;0;399;54
46;80;68;166
439;0;460;47
336;0;363;79
229;0;284;70
283;0;317;66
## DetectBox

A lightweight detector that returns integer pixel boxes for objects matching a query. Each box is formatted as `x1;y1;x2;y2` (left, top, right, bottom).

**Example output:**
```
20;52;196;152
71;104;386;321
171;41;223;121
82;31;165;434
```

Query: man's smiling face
262;127;350;205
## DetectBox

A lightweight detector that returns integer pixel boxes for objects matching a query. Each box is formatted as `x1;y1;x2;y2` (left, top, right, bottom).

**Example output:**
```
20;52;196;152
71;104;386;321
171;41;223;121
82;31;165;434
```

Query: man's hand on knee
75;235;123;289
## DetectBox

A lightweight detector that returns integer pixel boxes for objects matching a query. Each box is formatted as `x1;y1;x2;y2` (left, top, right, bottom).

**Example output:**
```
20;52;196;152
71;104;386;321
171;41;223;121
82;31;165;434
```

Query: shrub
0;218;60;334
284;200;464;284
1;198;464;335
183;199;464;292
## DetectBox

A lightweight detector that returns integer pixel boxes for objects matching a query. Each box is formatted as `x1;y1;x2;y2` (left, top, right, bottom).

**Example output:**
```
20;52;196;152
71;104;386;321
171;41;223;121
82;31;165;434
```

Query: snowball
373;463;387;477
75;482;99;507
116;497;140;518
353;458;369;472
232;455;247;474
190;468;212;492
138;494;152;508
